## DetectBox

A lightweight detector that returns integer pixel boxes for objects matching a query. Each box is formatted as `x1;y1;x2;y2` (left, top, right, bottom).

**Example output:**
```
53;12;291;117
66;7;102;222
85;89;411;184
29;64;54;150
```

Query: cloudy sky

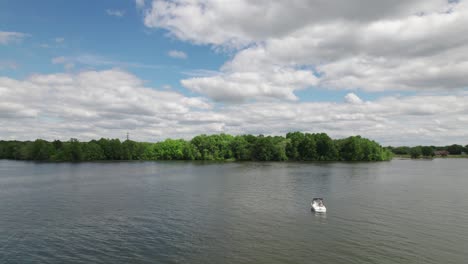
1;0;468;146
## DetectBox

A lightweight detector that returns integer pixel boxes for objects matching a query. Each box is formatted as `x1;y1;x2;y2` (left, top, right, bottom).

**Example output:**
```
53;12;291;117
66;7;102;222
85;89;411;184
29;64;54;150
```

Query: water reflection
312;211;328;221
1;160;468;264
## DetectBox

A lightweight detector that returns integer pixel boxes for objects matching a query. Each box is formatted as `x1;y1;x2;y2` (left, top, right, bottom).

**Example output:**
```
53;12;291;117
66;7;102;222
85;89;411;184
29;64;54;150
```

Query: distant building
434;150;449;157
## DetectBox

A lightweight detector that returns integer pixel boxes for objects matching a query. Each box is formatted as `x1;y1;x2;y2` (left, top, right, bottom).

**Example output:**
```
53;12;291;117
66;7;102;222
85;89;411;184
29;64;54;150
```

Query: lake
0;159;467;263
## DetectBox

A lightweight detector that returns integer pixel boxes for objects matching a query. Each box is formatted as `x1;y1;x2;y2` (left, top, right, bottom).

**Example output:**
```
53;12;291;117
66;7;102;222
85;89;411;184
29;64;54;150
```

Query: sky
1;0;468;146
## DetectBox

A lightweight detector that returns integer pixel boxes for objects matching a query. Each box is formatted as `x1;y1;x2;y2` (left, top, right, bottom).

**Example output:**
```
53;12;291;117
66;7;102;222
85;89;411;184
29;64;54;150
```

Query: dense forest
0;132;393;162
388;144;468;159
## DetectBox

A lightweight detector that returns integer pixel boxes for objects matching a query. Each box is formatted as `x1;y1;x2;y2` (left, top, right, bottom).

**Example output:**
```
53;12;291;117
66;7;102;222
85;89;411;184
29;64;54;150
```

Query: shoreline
393;155;468;159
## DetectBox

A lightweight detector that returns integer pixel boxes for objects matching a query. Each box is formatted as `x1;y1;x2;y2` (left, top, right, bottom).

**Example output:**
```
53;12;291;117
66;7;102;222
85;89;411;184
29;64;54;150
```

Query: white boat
311;198;327;213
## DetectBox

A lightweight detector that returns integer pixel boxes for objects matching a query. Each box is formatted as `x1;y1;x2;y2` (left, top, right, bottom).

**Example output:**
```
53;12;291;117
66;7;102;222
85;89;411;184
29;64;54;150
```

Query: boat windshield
313;198;324;206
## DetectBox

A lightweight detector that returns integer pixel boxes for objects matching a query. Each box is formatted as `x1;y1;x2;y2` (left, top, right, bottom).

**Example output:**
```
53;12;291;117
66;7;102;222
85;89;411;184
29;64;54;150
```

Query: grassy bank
394;154;468;159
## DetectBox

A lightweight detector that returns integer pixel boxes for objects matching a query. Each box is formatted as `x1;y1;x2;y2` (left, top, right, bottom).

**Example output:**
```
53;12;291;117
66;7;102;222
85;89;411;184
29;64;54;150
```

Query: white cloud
142;0;450;47
0;70;211;141
1;70;468;145
141;0;468;101
344;93;363;104
3;1;468;145
50;54;163;70
216;93;468;146
136;0;145;9
181;67;318;102
51;57;74;71
182;69;221;77
40;38;64;48
168;50;188;59
106;9;125;17
0;31;29;45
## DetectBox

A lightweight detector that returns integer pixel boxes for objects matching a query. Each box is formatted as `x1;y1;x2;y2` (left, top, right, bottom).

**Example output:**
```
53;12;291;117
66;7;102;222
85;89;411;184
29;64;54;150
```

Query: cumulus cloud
106;9;125;17
181;67;318;102
0;70;212;141
142;0;450;47
1;70;468;145
0;31;29;45
141;0;468;101
345;93;363;104
168;50;188;59
3;1;468;145
216;93;468;146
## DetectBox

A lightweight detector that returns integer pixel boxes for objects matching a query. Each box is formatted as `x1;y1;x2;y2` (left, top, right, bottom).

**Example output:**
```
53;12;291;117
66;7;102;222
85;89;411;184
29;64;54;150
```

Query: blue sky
0;0;392;102
0;0;228;95
1;0;468;145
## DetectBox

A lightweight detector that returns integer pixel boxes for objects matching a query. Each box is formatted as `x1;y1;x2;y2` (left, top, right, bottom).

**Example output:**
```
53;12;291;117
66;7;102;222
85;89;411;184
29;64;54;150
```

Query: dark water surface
0;159;467;263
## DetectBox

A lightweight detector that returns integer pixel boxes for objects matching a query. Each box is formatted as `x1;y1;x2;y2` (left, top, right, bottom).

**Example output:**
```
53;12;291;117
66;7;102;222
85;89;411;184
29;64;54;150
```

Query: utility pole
126;132;130;141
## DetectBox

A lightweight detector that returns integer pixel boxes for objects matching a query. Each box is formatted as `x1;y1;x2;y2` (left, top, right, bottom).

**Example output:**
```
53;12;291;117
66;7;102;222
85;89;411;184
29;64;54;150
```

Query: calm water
0;159;467;264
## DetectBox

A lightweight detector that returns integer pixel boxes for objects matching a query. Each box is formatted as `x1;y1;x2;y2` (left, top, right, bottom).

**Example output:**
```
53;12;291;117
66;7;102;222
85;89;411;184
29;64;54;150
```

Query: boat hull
311;203;327;213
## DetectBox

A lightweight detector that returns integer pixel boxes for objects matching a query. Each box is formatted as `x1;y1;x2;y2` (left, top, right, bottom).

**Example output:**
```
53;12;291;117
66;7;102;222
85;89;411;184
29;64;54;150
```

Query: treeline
0;132;393;162
388;144;468;159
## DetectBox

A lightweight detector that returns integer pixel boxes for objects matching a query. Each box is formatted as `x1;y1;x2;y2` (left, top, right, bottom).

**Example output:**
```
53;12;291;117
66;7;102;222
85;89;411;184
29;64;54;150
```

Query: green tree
410;146;422;159
421;146;434;157
392;146;411;155
298;133;317;161
26;139;54;161
191;134;234;160
58;138;83;161
230;136;251;160
285;132;305;160
447;144;464;155
109;139;123;160
2;141;26;159
315;133;338;161
97;138;112;159
122;140;146;160
0;133;393;162
52;140;63;150
191;135;215;160
96;138;122;160
251;136;287;161
152;139;189;160
82;141;105;161
336;136;391;161
182;142;199;160
252;136;272;161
